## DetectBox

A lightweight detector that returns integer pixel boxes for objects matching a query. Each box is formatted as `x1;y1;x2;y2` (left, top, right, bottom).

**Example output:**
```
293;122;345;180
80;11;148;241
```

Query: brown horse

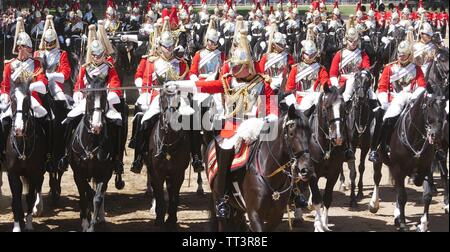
1;80;47;232
208;105;313;232
307;84;348;232
146;88;191;231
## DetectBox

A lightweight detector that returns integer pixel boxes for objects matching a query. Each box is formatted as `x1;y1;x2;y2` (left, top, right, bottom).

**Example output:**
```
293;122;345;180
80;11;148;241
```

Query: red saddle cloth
206;142;251;185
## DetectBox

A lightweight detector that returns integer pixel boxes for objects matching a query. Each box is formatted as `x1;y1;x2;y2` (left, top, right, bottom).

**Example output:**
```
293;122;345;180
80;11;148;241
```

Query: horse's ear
426;82;434;94
288;104;299;119
323;83;331;93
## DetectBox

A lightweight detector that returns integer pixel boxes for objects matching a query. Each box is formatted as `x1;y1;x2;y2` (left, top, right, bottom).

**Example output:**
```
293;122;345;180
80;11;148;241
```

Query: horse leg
196;171;204;195
417;172;433;232
32;173;44;217
438;157;449;213
98;182;108;225
8;173;24;232
247;210;264;232
394;174;408;232
348;160;358;208
73;172;91;232
309;176;327;232
338;169;348;192
153;181;166;227
165;174;184;231
0;171;3;196
24;181;37;231
369;161;383;213
322;169;341;232
88;181;104;232
357;147;369;200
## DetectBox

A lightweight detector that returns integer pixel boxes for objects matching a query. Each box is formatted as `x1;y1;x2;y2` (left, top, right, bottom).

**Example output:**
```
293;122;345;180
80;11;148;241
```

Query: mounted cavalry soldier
129;16;189;174
83;3;97;25
104;2;121;34
163;31;278;219
0;17;49;162
413;22;437;77
369;35;426;163
284;35;329;114
328;1;344;31
29;10;45;50
329;27;372;161
259;24;295;93
34;15;72;170
59;24;126;179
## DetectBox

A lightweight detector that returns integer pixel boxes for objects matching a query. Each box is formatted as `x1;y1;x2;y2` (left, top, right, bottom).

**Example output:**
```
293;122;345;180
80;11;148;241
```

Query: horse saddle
206;139;253;186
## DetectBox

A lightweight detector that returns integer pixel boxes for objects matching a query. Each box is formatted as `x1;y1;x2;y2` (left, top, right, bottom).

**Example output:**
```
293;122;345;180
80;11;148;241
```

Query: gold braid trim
221;74;265;119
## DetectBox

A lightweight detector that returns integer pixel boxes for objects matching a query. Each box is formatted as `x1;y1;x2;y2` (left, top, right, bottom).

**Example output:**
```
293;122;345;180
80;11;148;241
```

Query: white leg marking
417;214;428;232
12;222;21;232
81;218;90;232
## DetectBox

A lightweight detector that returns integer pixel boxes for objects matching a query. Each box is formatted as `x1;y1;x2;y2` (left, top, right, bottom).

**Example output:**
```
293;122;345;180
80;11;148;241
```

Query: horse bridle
352;71;373;135
11;107;36;161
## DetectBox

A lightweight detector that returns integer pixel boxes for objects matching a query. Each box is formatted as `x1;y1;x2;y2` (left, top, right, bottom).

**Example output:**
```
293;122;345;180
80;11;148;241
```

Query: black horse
208;105;313;231
2;80;47;232
386;83;447;232
343;70;379;208
307;84;348;232
146;87;192;231
69;73;117;232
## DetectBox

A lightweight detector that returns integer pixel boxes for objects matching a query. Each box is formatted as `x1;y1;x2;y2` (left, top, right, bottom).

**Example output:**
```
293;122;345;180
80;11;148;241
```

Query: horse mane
322;86;342;108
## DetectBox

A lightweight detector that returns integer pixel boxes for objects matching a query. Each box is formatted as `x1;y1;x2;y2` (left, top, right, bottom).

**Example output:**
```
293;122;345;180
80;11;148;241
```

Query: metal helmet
76;10;83;19
419;22;433;37
418;7;425;15
43;28;57;43
206;29;219;44
179;10;188;20
69;11;75;19
159;31;175;48
91;40;105;56
345;27;359;42
255;9;263;18
368;10;375;18
16;32;32;48
402;7;410;15
227;8;236;18
313;10;320;19
133;7;140;14
301;39;318;55
273;32;286;46
397;40;412;64
34;10;42;19
356;10;363;19
106;6;115;16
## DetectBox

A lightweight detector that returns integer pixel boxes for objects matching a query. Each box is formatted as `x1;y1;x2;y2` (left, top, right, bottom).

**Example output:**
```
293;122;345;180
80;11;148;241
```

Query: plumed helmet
301;39;317;55
345;27;359;42
91;40;105;56
419;22;433;36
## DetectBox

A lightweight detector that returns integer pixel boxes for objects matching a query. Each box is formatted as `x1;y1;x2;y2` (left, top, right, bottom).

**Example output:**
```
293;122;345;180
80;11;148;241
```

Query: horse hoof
87;226;95;232
50;189;61;205
368;203;379;214
339;183;348;192
155;218;164;227
444;204;449;214
356;192;364;201
196;188;204;196
349;200;358;209
12;222;21;232
293;218;304;227
81;219;89;232
398;223;408;232
115;177;125;190
394;217;401;227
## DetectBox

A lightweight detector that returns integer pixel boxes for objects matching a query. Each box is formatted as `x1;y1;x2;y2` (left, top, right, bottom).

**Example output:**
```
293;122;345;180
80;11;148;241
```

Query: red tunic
377;63;426;101
34;50;72;91
189;50;226;80
258;53;295;76
285;65;329;104
135;57;188;94
329;50;371;86
1;59;48;104
74;63;122;97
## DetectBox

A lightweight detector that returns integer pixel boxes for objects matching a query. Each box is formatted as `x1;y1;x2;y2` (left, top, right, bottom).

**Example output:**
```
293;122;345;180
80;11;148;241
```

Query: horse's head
423;83;448;145
284;105;313;181
84;72;108;135
353;70;373;101
428;47;449;85
321;84;346;147
10;79;33;137
159;85;182;131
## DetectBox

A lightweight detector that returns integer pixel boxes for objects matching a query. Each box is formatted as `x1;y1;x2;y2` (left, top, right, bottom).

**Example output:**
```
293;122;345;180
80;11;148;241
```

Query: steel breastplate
198;50;222;75
266;53;288;77
42;49;61;73
10;59;35;84
86;63;109;82
391;64;417;93
413;42;436;66
154;58;181;82
340;49;362;75
297;63;319;91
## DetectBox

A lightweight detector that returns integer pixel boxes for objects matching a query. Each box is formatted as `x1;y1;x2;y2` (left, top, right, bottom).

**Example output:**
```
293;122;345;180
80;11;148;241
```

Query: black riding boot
0;118;12;162
191;130;204;173
128;105;142;150
131;115;155;174
214;141;235;219
58;116;80;171
369;108;385;163
379;116;399;157
37;117;54;173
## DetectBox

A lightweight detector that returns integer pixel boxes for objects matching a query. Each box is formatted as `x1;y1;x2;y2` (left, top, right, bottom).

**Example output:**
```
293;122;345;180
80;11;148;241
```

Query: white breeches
342;76;377;102
297;92;321;112
382;87;425;120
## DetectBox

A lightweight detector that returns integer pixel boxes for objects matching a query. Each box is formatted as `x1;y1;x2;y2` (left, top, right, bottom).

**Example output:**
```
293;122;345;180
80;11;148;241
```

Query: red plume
418;0;423;8
370;1;375;10
169;6;178;27
356;0;362;12
333;0;338;9
161;8;169;19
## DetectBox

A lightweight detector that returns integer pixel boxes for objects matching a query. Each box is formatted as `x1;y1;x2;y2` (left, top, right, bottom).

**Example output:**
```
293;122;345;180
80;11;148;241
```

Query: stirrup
216;196;231;219
192;155;204;173
368;150;379;163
